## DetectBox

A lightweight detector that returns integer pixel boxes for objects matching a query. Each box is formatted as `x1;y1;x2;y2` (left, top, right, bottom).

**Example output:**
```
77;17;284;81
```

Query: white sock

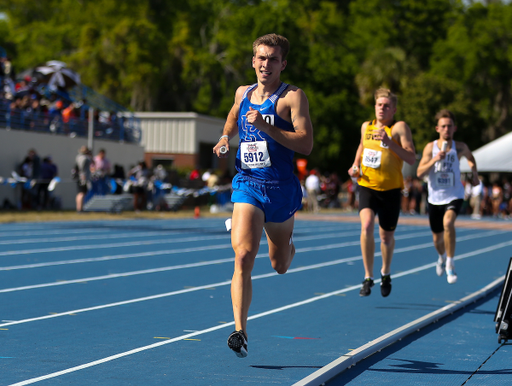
439;252;447;263
381;271;390;277
446;257;454;269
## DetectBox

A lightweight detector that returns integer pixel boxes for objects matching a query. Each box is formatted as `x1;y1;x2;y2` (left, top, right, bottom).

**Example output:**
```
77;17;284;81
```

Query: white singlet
427;140;465;205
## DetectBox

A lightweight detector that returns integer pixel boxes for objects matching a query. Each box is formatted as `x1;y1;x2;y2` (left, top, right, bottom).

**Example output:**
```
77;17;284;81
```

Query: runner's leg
265;215;295;274
360;208;376;278
230;203;265;335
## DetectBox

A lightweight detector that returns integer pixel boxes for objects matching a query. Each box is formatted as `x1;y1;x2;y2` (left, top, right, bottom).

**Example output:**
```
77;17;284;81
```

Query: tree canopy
1;0;511;176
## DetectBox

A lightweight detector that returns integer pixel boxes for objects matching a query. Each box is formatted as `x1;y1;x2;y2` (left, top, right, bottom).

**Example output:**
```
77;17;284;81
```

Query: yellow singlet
358;120;404;191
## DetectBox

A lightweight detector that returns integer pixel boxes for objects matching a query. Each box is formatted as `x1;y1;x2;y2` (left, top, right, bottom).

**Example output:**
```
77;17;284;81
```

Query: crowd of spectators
299;168;512;221
464;177;512;220
300;171;343;212
16;148;59;210
0;54;134;142
12;147;512;218
72;145;232;213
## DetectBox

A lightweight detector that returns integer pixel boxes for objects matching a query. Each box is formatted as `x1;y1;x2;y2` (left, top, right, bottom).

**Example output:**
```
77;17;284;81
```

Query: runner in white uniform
427;140;465;205
417;110;479;284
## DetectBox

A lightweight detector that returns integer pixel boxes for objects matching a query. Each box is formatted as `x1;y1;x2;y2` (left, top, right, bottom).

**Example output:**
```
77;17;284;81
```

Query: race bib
435;172;454;188
362;148;382;169
241;141;271;169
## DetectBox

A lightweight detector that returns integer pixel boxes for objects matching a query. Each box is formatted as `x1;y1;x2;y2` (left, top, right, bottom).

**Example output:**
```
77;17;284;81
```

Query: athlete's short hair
253;34;289;61
435;109;456;125
374;88;397;106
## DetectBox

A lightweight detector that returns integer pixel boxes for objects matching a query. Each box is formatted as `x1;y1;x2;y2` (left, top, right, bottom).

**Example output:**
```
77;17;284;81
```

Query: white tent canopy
460;131;512;173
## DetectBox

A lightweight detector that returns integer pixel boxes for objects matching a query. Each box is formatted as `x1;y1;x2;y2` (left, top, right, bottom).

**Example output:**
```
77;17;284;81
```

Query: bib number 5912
244;152;264;163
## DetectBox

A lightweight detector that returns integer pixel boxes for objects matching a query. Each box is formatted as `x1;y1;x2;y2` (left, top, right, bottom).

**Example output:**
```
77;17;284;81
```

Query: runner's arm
348;122;367;177
387;122;416;165
416;142;438;179
213;87;244;157
247;88;313;155
459;143;479;186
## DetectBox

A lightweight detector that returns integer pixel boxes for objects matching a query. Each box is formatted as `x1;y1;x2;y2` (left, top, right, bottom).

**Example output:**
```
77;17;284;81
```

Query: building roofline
133;112;225;124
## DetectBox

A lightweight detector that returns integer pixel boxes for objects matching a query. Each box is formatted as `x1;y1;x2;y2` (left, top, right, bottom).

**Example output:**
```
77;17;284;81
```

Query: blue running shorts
231;173;302;223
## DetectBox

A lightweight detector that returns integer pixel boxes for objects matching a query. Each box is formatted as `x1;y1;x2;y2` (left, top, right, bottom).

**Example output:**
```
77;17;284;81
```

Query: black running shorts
358;186;401;231
76;181;88;194
428;199;463;234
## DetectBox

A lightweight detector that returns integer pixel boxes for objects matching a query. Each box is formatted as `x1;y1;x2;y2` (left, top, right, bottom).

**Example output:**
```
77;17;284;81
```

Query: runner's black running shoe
227;330;248;358
380;274;392;297
359;278;374;297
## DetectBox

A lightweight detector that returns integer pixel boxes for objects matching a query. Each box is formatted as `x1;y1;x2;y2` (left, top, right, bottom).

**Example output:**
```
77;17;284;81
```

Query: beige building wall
0;129;144;210
135;112;237;172
0;112;235;211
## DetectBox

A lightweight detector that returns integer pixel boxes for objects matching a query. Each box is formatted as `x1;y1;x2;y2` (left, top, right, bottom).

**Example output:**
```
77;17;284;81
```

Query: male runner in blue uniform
213;33;314;358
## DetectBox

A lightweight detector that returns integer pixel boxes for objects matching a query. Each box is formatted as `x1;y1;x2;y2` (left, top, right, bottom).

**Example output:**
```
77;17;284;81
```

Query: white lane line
0;238;226;257
0;228;477;274
0;229;119;238
6;239;512;386
0;223;432;257
0;232;230;245
0;222;350;240
292;276;505;386
0;240;366;293
0;230;441;292
0;230;369;270
0;227;322;256
2;236;510;328
0;230;491;293
0;223;347;244
0;219;322;234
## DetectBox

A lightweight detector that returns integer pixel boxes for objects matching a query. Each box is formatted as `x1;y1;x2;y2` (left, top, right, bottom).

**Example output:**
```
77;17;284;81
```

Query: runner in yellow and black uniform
348;88;416;298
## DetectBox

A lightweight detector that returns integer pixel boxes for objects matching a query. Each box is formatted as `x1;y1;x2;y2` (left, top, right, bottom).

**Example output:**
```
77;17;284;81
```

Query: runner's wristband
219;135;229;141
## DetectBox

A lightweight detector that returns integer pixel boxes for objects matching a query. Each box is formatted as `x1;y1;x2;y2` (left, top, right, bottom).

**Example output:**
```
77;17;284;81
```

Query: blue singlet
231;82;302;222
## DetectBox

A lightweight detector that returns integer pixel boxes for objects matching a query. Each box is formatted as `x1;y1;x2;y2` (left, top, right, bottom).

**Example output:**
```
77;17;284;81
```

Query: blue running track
0;214;511;385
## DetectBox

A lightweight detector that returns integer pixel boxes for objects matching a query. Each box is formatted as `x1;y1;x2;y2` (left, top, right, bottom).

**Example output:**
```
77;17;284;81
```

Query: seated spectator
491;182;503;217
111;164;126;195
202;169;212;185
75;146;93;212
342;177;358;211
15;77;30;95
62;102;77;124
38;156;58;209
401;176;413;214
19;156;33;209
409;178;424;214
305;169;320;213
129;161;149;212
48;99;64;133
48;99;64;117
92;148;111;195
324;172;341;208
26;94;44;129
470;176;484;220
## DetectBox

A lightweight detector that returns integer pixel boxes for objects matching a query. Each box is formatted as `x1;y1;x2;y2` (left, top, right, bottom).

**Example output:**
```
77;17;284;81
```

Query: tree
399;73;483;151
355;47;419;107
430;1;512;142
1;0;510;176
348;0;457;70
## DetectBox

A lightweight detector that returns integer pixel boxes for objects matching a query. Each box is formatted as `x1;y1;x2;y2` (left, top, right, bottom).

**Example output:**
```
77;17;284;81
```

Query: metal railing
0;99;141;143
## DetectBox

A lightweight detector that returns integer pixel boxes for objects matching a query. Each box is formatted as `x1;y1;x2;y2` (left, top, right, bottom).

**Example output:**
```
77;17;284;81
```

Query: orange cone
194;206;200;218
